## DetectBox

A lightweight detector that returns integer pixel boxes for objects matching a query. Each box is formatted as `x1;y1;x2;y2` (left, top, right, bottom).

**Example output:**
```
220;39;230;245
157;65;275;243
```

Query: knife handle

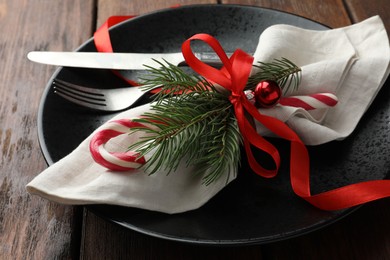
190;52;236;67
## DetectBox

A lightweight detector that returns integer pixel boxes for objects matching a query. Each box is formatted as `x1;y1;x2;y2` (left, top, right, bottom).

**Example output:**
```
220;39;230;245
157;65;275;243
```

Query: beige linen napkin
27;104;236;213
27;16;390;213
253;16;390;145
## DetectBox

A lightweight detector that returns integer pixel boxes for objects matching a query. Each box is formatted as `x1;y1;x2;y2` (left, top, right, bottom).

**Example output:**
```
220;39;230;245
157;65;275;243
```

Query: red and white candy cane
279;93;338;110
89;119;147;171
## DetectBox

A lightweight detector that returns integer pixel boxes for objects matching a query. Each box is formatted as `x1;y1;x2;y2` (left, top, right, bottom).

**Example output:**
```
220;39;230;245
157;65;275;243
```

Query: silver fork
53;79;159;111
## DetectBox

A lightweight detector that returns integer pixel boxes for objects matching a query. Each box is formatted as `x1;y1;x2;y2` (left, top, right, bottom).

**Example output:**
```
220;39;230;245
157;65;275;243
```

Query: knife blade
27;51;225;70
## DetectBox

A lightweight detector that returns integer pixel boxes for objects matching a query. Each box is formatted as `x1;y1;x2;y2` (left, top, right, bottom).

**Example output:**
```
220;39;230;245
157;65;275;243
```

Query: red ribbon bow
181;33;390;211
93;17;390;211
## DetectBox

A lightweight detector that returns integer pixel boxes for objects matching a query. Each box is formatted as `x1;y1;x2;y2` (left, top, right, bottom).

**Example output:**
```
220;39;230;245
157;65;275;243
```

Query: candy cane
279;93;338;110
89;119;147;171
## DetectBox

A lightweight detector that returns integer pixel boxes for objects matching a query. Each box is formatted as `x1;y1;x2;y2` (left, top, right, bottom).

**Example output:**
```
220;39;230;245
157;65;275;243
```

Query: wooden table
1;0;389;259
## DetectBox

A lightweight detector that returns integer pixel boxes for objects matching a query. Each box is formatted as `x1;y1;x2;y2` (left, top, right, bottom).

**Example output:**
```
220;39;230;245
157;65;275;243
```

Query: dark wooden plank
221;0;351;28
345;0;390;32
96;0;219;28
0;0;94;258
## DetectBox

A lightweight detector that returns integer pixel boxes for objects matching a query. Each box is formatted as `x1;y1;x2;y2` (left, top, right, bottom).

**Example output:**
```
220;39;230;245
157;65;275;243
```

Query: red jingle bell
254;80;282;108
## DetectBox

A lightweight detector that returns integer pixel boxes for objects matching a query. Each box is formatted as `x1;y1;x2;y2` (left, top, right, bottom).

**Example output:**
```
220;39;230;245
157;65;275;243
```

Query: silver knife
27;51;227;70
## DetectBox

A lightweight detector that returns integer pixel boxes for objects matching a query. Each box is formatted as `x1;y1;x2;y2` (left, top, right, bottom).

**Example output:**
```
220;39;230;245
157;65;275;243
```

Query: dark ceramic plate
37;5;390;245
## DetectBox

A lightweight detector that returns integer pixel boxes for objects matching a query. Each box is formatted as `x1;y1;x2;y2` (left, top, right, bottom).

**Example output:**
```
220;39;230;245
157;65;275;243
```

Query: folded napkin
27;104;235;213
253;15;390;145
27;16;390;213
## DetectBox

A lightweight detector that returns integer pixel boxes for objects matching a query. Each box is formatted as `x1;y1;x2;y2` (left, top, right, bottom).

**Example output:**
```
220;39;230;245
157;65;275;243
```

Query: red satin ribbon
181;33;390;211
94;16;390;211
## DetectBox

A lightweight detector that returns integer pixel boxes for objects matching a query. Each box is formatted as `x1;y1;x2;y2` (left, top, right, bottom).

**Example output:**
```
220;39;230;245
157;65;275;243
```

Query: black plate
38;5;390;245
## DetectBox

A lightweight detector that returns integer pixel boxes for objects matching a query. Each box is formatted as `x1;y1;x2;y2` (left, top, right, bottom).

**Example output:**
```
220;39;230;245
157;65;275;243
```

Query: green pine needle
247;58;301;94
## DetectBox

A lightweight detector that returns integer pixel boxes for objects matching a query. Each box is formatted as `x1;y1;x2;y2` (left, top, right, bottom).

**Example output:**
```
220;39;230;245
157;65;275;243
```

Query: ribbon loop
181;34;233;88
94;16;134;53
182;34;283;179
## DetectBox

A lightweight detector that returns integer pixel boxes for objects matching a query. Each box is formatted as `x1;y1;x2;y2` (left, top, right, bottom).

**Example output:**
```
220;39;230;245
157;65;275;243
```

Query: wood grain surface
222;0;351;28
0;1;93;259
0;0;389;259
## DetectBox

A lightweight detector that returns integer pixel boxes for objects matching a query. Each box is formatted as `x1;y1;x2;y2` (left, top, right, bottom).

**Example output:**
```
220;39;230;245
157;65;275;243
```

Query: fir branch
125;57;300;184
140;59;212;102
247;58;301;94
129;62;241;184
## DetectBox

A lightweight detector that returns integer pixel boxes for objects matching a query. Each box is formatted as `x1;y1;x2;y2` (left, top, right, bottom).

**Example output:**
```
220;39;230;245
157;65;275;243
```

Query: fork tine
52;79;160;112
53;79;105;95
53;79;106;102
54;83;105;103
54;88;108;110
53;80;109;110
